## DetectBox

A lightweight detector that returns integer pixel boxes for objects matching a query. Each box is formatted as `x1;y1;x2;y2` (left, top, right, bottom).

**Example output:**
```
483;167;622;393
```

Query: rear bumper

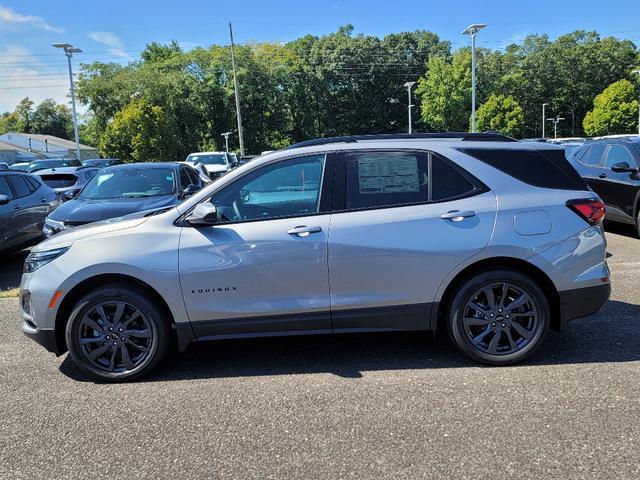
558;283;610;329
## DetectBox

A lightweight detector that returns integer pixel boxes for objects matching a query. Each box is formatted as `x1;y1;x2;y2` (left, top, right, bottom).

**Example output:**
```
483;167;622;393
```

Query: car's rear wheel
65;284;169;382
447;269;550;365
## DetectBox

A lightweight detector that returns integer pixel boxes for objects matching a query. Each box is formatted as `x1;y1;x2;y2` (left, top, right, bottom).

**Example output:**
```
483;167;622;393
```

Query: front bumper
558;283;611;329
22;321;60;354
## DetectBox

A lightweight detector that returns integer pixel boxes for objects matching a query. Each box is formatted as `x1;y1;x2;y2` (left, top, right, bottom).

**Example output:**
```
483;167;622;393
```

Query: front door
328;150;497;331
179;153;334;339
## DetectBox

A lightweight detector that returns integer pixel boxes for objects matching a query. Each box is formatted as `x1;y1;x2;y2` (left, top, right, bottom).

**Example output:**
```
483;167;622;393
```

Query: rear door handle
598;173;607;179
440;210;476;222
287;225;322;237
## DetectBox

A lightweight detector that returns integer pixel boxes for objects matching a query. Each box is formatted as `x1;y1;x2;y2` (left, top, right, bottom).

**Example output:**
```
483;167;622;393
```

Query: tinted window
581;145;605;166
431;156;476;201
185;166;199;185
7;175;31;198
633;143;640;157
80;167;176;200
604;145;635;169
460;148;587;191
0;176;13;199
25;176;40;192
570;145;588;162
345;152;428;209
179;168;191;189
210;155;325;223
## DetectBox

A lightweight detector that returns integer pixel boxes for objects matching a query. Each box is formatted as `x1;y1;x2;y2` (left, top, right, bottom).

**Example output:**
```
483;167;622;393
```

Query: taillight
566;198;605;225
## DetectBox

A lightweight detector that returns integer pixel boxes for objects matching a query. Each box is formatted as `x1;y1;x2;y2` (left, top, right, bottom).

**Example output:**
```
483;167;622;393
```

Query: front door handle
13;204;21;210
40;197;48;203
440;210;476;222
599;173;607;179
287;225;322;237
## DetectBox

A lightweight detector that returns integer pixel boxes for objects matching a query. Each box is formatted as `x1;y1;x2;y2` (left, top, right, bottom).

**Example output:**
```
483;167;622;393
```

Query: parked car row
19;133;610;381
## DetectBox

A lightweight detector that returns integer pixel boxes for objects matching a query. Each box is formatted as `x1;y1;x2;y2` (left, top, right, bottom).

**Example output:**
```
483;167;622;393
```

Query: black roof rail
283;132;517;150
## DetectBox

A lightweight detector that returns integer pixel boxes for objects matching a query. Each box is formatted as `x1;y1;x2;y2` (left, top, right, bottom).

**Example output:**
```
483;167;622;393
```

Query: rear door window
431;156;477;201
25;176;41;192
7;175;31;198
0;176;13;199
580;145;605;166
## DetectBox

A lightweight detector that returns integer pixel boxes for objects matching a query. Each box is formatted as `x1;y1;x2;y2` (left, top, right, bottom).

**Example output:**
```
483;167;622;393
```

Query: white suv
20;133;610;381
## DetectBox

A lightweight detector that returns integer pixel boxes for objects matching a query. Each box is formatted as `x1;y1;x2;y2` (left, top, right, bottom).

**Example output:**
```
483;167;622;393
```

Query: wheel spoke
127;328;151;338
126;339;148;352
112;302;126;324
488;330;502;353
482;287;495;309
108;346;117;371
79;335;106;344
463;317;491;327
96;305;109;325
87;344;110;362
507;292;531;311
498;283;509;308
83;318;105;334
505;328;518;351
120;345;134;370
470;301;489;314
120;310;141;329
472;326;493;344
511;321;533;340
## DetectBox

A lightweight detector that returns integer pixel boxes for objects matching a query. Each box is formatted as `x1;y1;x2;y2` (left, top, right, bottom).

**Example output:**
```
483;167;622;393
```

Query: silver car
20;133;610;381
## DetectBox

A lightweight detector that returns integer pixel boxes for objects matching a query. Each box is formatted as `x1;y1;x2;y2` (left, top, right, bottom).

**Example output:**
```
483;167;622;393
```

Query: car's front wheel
65;284;170;381
447;269;550;365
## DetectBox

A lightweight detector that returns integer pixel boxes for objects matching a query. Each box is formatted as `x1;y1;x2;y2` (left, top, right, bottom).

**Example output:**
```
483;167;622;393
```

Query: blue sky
1;0;639;112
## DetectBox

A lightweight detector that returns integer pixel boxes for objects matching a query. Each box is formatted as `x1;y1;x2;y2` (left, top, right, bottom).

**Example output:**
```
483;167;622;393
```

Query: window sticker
357;155;419;194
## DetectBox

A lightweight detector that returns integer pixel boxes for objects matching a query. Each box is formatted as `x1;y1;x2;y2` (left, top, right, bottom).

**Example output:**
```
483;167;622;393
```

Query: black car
81;158;122;168
43;162;203;236
26;158;82;173
568;137;640;235
0;171;58;253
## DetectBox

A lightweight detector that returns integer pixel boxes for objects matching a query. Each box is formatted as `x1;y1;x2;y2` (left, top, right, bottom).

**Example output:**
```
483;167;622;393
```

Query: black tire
65;283;170;382
446;268;550;365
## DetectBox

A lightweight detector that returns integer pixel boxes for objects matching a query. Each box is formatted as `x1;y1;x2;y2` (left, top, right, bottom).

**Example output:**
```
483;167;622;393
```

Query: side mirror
186;203;218;226
64;189;78;200
611;162;638;173
0;194;9;205
182;184;201;198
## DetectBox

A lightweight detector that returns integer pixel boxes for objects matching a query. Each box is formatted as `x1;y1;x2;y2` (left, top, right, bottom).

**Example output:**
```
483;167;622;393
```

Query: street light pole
403;81;416;134
462;24;487;133
633;70;640;135
221;131;231;152
547;116;565;139
53;43;82;160
542;103;549;138
229;23;245;157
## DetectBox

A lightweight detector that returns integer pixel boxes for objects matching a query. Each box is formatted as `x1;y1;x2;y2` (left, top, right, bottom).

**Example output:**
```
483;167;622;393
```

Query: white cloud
0;46;71;113
88;31;132;59
0;6;64;33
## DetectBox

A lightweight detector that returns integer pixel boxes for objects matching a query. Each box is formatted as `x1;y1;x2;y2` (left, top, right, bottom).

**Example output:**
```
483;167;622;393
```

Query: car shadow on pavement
0;249;28;291
59;299;640;383
603;221;638;239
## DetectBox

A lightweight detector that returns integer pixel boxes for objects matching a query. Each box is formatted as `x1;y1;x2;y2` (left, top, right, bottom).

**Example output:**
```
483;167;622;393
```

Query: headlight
24;247;69;273
45;218;65;230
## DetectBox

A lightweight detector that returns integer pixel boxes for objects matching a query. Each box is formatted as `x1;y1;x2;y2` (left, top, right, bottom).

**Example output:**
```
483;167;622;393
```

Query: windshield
79;167;176;200
28;161;64;171
187;154;228;165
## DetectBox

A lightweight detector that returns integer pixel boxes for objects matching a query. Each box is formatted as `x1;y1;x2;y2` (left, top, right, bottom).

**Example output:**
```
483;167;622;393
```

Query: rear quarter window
459;148;588;191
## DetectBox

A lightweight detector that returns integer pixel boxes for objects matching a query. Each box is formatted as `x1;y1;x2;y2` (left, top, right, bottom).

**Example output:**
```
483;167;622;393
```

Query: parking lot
0;224;638;479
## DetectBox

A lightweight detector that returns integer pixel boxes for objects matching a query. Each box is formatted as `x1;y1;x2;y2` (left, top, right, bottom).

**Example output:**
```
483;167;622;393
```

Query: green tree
583;79;639;136
475;94;525;137
415;50;471;131
100;98;177;162
31;99;73;139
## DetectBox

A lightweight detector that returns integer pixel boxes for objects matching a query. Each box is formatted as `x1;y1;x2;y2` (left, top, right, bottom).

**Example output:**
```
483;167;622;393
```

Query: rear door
6;174;49;244
597;144;640;222
0;175;15;250
328;149;496;331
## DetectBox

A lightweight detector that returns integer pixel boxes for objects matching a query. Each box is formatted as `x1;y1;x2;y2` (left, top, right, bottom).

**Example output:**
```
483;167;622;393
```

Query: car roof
583;137;640;145
100;162;180;171
35;166;96;175
187;151;227;155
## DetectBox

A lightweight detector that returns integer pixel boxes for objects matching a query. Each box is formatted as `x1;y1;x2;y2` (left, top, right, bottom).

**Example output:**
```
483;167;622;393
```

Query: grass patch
0;288;19;298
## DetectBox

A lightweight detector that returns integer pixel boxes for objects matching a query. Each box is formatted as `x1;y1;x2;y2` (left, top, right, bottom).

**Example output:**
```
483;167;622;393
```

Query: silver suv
20;133;610;381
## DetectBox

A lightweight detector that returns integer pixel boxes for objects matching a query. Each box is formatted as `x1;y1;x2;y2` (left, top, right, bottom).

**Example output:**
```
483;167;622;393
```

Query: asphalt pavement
1;224;639;479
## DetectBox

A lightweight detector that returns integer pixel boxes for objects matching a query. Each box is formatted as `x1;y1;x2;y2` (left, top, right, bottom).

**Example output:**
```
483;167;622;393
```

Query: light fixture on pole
542;103;549;138
52;43;82;161
462;23;487;133
547;116;565;139
633;69;640;135
221;131;232;152
403;81;416;134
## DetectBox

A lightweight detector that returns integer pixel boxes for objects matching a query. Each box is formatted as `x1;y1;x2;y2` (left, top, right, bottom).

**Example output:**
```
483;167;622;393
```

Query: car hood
203;164;229;173
32;213;156;252
49;195;179;224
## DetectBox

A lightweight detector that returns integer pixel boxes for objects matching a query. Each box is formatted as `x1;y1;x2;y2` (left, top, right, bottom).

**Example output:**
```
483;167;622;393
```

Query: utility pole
542;103;548;138
403;82;416;134
462;24;487;133
229;23;245;157
221;131;231;152
53;43;82;160
633;70;640;135
547;116;565;139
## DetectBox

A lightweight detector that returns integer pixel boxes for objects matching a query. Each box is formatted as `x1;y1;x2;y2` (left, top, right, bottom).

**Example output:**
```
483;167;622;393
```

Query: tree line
1;26;638;161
